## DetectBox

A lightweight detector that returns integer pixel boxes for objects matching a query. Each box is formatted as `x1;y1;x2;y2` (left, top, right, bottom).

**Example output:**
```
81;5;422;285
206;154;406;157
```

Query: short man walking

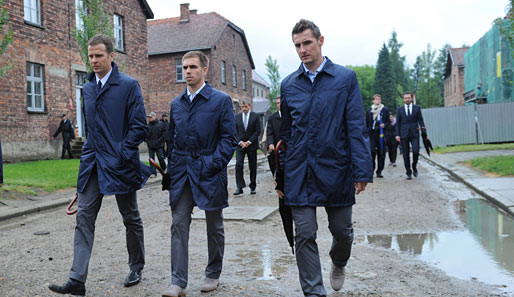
49;34;148;296
365;94;390;178
266;96;282;176
53;113;76;159
233;99;261;195
278;19;373;296
395;91;426;179
145;111;167;173
161;51;237;297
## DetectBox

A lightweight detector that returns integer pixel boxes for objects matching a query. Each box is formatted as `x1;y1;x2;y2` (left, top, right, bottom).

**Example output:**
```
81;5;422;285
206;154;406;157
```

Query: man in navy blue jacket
161;51;237;297
395;91;426;179
49;34;149;296
278;19;373;296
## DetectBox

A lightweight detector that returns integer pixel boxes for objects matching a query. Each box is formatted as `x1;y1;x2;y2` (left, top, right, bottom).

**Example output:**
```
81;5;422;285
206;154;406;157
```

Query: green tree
347;65;376;112
414;44;443;108
388;31;408;97
0;0;14;78
73;0;113;72
494;0;514;58
374;44;397;110
434;43;452;99
265;55;281;111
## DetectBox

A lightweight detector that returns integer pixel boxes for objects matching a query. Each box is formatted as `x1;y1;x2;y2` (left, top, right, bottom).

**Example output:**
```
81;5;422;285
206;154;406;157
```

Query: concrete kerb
0;154;269;222
420;153;514;218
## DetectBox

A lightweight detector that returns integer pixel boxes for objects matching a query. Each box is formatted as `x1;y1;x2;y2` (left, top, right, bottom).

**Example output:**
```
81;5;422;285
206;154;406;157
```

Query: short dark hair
182;51;209;68
403;91;412;97
88;34;114;54
292;19;321;40
240;99;251;106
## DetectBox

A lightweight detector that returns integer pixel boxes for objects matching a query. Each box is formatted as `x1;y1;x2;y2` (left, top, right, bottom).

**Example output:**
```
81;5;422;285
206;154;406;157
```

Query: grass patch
465;155;514;176
434;143;514;154
2;159;79;193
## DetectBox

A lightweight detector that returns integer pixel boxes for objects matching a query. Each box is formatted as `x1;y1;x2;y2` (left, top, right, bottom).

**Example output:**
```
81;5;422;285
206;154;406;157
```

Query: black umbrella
274;140;294;254
421;130;433;156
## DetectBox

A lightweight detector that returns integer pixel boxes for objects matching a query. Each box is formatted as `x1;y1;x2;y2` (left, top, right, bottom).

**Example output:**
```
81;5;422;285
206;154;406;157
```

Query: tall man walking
365;94;390;178
234;99;261;195
395;91;426;179
49;34;148;296
278;19;372;296
161;51;237;297
53;113;76;159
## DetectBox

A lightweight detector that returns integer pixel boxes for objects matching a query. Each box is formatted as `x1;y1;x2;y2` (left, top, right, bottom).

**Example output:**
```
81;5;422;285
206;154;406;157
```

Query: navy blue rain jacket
280;58;373;207
77;63;150;195
166;83;237;211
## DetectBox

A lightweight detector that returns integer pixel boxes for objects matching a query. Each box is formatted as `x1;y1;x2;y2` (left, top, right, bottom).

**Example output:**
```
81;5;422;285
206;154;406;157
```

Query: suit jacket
235;111;261;151
365;105;390;133
266;111;282;146
53;119;76;141
395;104;425;139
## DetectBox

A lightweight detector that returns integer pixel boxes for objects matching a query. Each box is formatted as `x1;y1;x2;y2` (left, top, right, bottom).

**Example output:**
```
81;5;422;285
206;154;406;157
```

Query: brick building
0;0;153;161
444;47;469;106
147;3;255;115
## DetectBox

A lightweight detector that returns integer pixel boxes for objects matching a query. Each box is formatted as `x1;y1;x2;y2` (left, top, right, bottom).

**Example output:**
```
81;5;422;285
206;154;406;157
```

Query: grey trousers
69;168;145;283
170;182;224;287
291;206;353;297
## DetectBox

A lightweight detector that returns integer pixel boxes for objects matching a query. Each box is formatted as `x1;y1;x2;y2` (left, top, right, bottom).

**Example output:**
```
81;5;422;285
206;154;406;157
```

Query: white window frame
242;70;246;90
114;14;124;51
221;60;226;84
75;0;85;31
232;65;237;87
176;58;184;82
26;63;45;112
24;0;41;25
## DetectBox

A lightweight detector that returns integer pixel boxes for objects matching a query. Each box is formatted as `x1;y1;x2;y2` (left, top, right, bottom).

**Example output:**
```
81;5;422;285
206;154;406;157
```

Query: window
26;63;44;112
242;70;246;90
232;34;236;47
24;0;41;25
232;65;237;87
75;0;85;31
221;60;226;84
114;14;124;51
175;58;184;82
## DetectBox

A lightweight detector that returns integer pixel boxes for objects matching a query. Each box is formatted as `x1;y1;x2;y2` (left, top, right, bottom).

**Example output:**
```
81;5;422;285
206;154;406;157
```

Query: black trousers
235;149;257;190
148;147;167;172
61;139;73;158
385;137;398;163
400;134;420;175
369;130;385;174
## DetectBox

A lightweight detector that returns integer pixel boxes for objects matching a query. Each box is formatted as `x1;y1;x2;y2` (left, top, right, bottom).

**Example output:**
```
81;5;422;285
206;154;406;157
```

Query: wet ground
0;156;513;296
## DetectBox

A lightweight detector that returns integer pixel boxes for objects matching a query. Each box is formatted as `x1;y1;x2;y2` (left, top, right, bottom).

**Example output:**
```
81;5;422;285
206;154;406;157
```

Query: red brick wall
0;0;150;161
148;25;253;115
444;65;465;106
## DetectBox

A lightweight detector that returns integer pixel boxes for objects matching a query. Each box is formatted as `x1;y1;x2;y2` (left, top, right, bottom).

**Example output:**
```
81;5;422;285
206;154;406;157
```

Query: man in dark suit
266;96;282;176
234;99;262;195
53;114;75;159
365;94;390;178
395;91;426;180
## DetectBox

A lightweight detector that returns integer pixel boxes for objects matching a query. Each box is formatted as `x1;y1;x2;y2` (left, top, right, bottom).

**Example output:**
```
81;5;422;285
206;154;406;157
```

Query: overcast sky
146;0;508;81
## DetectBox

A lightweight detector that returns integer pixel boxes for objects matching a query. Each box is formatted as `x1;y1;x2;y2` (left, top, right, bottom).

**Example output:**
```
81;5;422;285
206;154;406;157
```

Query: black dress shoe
413;169;418;177
250;188;256;194
406;174;412;180
233;188;243;196
376;173;383;178
124;270;142;287
49;279;85;295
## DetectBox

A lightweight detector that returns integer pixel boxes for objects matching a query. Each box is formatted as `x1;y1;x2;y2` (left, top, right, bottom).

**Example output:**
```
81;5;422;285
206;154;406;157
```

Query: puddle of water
233;244;295;280
366;198;514;294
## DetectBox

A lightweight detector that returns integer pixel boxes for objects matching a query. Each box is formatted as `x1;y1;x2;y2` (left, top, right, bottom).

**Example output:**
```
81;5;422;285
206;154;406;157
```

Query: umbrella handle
66;194;78;215
149;158;166;176
274;140;286;172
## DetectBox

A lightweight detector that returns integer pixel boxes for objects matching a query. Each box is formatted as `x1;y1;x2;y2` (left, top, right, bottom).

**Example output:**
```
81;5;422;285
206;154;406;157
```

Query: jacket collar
180;81;213;102
294;57;336;79
86;62;121;86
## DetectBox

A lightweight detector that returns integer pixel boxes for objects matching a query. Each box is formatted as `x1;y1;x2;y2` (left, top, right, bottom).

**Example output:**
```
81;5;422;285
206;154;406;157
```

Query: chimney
180;3;190;23
190;9;197;15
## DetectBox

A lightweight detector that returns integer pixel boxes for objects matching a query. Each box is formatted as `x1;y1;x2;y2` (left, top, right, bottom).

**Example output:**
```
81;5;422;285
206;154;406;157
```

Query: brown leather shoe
200;277;219;292
162;284;186;297
330;263;345;291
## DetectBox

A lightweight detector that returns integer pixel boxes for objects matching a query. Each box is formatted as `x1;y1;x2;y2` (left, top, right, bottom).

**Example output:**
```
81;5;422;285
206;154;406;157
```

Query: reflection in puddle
366;199;514;294
232;244;294;280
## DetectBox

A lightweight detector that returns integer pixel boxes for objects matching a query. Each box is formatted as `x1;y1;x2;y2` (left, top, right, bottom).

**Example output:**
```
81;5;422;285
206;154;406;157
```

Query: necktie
407;105;411;116
244;113;248;131
98;80;102;92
